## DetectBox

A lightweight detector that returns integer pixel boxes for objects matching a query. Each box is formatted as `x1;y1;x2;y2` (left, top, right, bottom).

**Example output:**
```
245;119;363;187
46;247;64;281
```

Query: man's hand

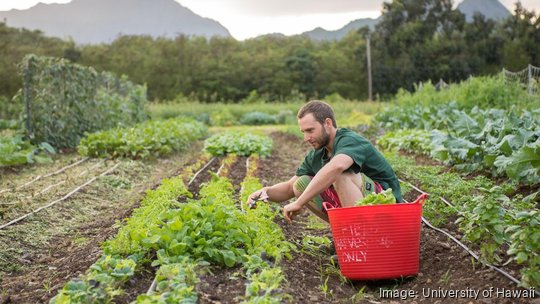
283;201;304;223
246;188;269;209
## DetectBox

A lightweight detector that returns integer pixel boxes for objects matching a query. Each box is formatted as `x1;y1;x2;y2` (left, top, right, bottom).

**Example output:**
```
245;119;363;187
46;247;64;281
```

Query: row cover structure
20;54;147;149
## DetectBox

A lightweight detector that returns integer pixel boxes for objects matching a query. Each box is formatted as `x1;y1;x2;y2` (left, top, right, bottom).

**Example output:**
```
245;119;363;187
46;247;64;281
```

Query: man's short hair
297;100;337;127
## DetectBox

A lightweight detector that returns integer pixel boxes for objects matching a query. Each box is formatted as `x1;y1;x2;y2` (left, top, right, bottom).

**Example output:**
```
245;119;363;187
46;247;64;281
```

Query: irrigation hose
216;163;225;176
238;157;251;213
188;157;216;185
0;157;89;194
78;159;106;177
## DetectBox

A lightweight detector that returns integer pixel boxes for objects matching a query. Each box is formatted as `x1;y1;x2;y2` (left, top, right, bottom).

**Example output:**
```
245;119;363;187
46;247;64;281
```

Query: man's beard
314;128;330;149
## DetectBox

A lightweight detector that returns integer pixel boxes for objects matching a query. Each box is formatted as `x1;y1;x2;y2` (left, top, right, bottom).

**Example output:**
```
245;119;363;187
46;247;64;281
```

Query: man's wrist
294;198;306;207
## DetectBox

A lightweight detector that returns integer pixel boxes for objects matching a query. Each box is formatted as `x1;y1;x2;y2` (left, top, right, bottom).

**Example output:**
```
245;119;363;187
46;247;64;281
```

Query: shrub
240;112;278;125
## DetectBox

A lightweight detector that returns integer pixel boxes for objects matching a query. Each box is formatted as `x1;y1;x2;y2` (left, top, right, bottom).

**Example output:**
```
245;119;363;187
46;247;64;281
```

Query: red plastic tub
323;193;427;280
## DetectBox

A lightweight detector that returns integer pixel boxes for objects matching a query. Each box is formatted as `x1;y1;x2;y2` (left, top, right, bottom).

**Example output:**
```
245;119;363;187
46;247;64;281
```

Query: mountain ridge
0;0;231;44
456;0;511;22
301;18;379;41
0;0;514;44
301;0;512;41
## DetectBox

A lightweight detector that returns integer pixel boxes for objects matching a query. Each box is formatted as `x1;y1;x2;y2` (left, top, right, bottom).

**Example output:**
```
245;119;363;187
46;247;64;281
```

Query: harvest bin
323;193;427;280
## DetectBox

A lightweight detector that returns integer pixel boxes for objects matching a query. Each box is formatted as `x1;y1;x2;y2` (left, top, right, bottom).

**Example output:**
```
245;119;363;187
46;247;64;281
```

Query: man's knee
333;172;365;207
293;175;311;197
334;171;363;189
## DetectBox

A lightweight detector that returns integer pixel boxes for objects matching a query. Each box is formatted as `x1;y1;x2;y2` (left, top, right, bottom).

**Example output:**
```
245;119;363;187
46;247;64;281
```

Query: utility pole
528;64;532;95
366;34;373;101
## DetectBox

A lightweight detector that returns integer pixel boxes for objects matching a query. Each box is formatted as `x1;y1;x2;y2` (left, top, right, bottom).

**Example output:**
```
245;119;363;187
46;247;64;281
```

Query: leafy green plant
243;267;288;303
0;95;22;120
210;108;236;126
506;210;540;287
301;235;331;256
103;176;191;256
204;132;273;157
50;255;139;303
275;110;296;125
78;118;207;159
143;174;288;268
355;188;396;206
239;112;278;125
390;75;537;111
376;102;540;185
455;191;509;264
301;215;328;230
378;129;433;155
319;276;334;300
240;157;293;302
136;259;201;303
494;141;540;185
0;135;55;166
0;119;18;131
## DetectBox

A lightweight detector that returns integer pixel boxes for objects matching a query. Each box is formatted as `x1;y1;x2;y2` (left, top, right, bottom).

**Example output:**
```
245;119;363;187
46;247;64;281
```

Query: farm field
1;127;536;303
1;4;539;301
0;54;538;304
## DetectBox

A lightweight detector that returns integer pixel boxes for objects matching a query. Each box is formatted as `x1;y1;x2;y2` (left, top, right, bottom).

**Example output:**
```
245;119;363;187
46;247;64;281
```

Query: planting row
203;131;273;157
78;118;208;159
78;122;273;160
376;102;540;185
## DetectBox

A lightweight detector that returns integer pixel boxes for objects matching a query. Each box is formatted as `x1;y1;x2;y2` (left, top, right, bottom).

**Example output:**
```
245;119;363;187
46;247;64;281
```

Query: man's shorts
294;173;383;212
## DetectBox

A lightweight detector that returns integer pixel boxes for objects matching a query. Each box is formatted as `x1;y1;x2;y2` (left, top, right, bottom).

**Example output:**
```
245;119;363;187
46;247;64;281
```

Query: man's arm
265;176;298;202
283;154;353;222
246;176;298;206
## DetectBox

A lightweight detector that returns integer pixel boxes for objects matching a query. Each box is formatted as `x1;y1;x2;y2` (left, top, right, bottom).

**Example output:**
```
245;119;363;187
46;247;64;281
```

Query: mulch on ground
0;143;203;304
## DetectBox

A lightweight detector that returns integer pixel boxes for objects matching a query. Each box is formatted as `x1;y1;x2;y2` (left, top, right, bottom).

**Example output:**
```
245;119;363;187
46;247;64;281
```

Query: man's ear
324;118;333;127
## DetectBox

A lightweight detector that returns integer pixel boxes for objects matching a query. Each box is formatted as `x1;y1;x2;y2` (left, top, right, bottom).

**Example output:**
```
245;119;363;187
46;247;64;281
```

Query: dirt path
0;142;203;304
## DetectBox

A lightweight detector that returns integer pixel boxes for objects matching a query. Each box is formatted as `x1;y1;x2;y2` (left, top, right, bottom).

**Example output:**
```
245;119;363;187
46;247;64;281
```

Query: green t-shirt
295;128;404;202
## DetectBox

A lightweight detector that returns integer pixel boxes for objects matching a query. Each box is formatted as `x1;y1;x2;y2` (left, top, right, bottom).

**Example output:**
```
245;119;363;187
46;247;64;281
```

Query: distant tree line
0;1;538;102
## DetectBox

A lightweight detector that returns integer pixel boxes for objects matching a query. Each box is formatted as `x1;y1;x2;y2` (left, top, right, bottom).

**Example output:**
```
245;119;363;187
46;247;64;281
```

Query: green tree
500;3;540;70
0;22;68;99
285;48;318;98
371;0;467;95
314;29;368;99
463;14;502;75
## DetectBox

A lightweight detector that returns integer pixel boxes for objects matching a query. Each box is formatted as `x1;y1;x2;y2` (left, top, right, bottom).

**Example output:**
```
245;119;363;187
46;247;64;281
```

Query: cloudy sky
1;0;538;40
